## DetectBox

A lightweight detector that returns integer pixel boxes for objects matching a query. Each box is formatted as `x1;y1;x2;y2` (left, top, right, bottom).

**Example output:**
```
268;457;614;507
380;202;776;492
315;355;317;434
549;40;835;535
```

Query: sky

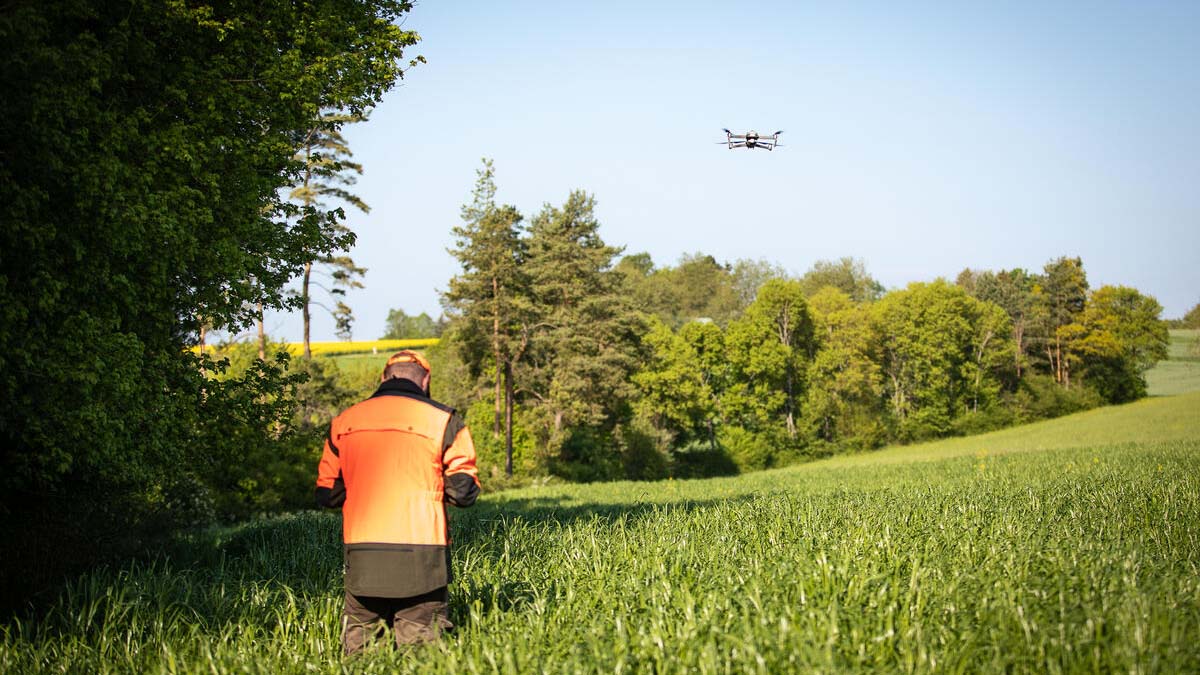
263;0;1200;342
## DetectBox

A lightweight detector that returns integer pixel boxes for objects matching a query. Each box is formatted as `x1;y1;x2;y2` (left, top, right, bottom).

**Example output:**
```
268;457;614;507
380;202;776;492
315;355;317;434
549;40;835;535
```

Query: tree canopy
0;0;420;608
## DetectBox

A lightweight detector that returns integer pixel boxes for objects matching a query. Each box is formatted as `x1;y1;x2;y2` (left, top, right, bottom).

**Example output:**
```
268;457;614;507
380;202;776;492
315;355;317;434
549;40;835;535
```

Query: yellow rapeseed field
282;338;439;357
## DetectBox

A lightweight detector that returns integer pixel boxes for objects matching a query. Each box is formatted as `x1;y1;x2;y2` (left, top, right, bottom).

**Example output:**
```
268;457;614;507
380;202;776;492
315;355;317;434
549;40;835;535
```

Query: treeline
439;162;1170;483
0;1;420;610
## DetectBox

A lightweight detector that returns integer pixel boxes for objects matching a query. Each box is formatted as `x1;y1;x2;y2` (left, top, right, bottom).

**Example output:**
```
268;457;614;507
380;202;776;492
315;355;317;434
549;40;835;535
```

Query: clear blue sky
265;0;1200;342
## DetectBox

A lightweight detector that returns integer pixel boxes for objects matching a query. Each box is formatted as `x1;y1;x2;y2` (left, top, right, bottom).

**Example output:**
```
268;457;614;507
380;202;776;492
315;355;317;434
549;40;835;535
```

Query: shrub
670;439;739;479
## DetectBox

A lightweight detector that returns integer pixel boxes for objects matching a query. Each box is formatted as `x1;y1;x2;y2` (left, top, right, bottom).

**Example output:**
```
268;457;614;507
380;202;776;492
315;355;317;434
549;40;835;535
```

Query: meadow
1146;329;1200;397
3;383;1198;673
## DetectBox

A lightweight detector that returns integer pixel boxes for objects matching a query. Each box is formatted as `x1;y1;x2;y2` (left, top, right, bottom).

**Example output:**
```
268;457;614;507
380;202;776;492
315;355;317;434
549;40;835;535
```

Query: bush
670;440;739;479
951;405;1017;436
717;426;775;472
1010;374;1104;422
616;423;670;481
550;428;623;483
465;399;540;479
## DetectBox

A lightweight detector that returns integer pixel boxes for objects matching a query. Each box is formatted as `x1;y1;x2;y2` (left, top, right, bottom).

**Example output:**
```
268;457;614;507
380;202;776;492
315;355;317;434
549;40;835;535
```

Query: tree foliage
799;257;885;303
381;309;442;339
0;0;419;608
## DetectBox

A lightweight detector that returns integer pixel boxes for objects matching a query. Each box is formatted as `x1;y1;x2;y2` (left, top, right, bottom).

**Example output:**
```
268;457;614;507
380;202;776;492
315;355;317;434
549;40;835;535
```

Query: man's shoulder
364;383;456;417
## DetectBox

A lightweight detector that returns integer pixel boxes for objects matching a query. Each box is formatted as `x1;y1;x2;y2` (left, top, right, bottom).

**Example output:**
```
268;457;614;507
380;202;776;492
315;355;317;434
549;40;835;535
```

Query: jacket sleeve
314;433;346;508
442;413;480;508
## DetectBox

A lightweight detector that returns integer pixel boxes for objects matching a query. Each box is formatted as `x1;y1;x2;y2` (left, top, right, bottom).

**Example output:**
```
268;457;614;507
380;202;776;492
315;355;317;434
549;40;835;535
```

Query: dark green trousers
341;586;452;654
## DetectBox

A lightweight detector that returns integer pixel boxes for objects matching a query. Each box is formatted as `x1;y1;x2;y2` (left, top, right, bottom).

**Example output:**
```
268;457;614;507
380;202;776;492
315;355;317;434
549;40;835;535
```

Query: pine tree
523;191;643;447
290;111;370;355
443;160;529;476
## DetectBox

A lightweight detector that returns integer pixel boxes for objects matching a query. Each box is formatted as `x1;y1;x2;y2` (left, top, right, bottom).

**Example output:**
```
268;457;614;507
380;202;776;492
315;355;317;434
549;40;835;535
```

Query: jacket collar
372;377;429;399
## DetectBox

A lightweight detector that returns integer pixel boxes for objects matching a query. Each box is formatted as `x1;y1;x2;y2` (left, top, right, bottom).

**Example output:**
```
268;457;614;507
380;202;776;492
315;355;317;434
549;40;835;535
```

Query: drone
721;128;783;151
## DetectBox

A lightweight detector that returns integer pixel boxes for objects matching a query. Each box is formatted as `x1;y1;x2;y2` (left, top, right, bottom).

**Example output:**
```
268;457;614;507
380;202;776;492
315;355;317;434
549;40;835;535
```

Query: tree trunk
199;323;208;378
784;369;796;438
257;301;266;360
493;353;502;438
302;261;312;359
1013;318;1024;379
504;360;514;478
493;277;502;437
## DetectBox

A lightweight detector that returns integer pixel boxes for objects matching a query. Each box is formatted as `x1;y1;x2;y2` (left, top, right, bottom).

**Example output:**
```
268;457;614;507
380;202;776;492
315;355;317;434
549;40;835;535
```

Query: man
315;350;480;654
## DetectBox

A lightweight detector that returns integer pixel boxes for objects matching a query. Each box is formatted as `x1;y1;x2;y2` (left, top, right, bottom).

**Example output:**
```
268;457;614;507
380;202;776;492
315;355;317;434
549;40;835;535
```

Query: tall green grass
4;396;1198;673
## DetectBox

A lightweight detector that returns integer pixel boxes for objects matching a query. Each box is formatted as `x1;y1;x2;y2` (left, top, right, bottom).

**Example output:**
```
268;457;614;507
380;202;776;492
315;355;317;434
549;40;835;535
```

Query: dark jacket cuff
444;473;479;507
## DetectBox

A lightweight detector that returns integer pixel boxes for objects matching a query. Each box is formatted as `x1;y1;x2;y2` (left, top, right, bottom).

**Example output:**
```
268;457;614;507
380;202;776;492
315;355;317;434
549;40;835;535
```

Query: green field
1146;329;1200;397
4;391;1198;673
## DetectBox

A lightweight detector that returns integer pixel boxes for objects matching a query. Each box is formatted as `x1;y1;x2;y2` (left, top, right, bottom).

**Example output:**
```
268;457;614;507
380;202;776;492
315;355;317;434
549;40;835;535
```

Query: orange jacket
316;377;479;597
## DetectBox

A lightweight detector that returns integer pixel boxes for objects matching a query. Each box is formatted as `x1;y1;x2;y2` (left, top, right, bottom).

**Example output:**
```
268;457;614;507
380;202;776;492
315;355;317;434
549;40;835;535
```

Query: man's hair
383;361;427;384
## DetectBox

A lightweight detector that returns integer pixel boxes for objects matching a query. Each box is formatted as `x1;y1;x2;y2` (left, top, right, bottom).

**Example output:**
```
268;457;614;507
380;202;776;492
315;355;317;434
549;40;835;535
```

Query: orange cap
383;350;431;375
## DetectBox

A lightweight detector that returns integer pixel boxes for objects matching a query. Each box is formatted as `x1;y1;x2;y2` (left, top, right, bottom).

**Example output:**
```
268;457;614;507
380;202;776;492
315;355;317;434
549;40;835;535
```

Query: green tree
802;287;885;449
443;160;530;475
799;257;885;302
873;280;1011;439
958;268;1035;379
1067;286;1169;402
725;279;815;441
0;0;419;607
731;258;790;311
291;111;371;353
522;191;645;465
634;319;726;449
381;309;441;339
616;253;740;328
1182;301;1200;329
1029;257;1089;387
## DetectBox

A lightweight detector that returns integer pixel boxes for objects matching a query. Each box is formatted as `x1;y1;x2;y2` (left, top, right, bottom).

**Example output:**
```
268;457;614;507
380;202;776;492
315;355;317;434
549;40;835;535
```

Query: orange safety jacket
315;377;480;598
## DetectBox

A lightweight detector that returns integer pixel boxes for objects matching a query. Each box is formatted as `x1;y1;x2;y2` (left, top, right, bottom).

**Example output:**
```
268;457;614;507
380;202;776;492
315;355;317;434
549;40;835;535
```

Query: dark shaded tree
0;0;419;609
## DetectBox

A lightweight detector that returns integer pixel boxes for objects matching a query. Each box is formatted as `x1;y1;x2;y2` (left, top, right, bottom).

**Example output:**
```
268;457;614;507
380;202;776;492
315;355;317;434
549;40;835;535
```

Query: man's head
381;350;432;394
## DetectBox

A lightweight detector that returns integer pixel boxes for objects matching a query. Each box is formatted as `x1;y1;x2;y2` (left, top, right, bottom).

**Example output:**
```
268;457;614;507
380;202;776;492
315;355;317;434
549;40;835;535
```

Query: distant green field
4;393;1198;673
1146;329;1200;396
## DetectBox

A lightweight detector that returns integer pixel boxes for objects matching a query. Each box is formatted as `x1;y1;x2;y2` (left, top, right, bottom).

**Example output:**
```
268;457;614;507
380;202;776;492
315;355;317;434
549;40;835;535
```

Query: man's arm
442;414;480;507
314;433;346;508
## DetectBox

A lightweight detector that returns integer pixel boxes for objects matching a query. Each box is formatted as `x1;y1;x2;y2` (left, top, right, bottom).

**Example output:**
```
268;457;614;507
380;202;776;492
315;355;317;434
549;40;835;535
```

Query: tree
1029;257;1089;387
616;253;740;328
1067;286;1169;402
443;160;529;476
725;279;815;440
0;0;420;607
731;258;790;310
381;309;442;339
802;287;885;448
291;111;372;354
522;191;644;455
958;268;1035;379
634;319;726;449
1182;301;1200;329
873;281;1011;439
798;257;885;302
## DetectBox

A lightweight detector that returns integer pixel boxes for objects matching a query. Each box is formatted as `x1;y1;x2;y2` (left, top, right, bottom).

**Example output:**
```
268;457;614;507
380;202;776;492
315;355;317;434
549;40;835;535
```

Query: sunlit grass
3;394;1198;673
1146;329;1200;397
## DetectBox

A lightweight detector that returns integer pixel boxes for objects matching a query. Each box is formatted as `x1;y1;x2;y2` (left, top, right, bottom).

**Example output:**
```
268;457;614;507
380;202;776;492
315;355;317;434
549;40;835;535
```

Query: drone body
722;128;783;150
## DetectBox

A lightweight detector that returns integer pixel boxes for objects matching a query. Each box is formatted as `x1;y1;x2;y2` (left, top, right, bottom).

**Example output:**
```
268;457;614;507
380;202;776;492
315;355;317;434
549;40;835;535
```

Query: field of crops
285;338;439;358
3;389;1197;673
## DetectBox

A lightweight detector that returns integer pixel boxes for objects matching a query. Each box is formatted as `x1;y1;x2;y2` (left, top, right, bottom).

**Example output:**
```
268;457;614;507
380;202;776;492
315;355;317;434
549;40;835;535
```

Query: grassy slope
4;393;1197;673
1146;329;1200;397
